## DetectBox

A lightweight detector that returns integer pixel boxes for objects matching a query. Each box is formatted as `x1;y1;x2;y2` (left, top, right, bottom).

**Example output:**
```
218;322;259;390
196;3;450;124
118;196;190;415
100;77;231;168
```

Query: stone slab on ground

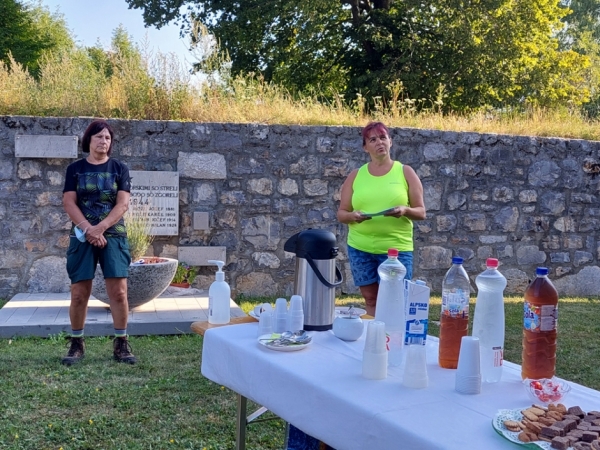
0;292;246;338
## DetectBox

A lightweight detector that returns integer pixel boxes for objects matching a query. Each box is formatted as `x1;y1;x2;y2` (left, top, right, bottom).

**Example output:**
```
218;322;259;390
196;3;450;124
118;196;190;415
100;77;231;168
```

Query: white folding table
201;322;600;450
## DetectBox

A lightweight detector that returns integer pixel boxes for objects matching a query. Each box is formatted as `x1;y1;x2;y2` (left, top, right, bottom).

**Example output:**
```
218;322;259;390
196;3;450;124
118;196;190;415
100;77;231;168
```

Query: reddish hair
362;121;390;145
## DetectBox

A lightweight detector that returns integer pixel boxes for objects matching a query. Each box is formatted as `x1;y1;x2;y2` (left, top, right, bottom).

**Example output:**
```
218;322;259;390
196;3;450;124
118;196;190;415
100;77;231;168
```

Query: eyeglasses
74;226;87;243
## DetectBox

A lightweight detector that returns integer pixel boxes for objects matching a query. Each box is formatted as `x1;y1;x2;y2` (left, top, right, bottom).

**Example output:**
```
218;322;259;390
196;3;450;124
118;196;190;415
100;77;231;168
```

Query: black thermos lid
284;229;339;260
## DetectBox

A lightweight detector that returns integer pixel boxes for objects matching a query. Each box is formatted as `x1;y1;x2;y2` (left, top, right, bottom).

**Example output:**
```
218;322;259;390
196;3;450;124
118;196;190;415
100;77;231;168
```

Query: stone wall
2;115;600;300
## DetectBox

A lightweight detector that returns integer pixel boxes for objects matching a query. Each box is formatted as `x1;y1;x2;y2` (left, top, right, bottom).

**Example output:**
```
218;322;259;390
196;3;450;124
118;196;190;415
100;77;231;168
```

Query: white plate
335;306;367;317
249;310;260;320
492;408;558;450
257;334;311;352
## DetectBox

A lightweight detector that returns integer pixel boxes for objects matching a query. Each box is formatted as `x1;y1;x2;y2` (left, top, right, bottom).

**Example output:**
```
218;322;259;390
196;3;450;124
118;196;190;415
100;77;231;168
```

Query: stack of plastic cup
274;298;288;333
362;321;388;380
257;304;274;337
402;344;429;389
455;336;482;394
287;295;304;332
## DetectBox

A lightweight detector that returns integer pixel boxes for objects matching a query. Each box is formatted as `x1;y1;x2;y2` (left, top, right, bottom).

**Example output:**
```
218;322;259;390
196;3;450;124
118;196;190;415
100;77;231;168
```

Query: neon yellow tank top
348;161;413;253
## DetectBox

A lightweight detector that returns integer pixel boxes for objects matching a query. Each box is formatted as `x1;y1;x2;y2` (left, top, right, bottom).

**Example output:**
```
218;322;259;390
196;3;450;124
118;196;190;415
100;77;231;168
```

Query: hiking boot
113;336;137;364
61;337;85;366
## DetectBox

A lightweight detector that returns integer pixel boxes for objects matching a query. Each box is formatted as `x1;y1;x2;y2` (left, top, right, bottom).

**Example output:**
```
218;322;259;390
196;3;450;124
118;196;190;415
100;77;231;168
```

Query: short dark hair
362;121;390;145
81;119;114;156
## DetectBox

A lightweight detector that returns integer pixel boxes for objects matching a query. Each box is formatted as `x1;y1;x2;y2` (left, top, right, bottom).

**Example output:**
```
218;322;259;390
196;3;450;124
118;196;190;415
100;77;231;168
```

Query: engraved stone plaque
15;135;78;158
129;171;179;236
178;246;227;266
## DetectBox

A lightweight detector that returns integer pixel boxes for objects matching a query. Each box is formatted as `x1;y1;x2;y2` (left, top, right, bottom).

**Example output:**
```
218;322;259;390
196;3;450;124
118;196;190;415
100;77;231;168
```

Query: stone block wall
2;115;600;299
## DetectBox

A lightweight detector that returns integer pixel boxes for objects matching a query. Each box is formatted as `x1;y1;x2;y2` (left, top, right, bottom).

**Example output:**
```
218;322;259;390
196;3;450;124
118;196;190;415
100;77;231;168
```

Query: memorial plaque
129;171;179;236
178;246;227;266
15;135;78;158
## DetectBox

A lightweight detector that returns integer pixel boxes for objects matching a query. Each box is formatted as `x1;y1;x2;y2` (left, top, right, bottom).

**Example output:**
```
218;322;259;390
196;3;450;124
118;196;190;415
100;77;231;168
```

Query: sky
38;0;195;71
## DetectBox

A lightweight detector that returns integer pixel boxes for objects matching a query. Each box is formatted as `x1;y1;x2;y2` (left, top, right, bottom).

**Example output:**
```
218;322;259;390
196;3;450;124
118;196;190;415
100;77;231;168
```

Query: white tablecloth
201;322;600;450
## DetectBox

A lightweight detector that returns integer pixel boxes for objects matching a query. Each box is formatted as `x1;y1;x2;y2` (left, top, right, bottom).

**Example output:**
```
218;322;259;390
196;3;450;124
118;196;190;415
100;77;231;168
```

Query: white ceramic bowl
332;315;364;341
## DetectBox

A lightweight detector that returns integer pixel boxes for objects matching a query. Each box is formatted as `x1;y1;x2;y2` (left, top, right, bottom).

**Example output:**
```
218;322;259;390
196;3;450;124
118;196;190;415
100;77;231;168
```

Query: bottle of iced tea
521;267;558;380
438;257;470;369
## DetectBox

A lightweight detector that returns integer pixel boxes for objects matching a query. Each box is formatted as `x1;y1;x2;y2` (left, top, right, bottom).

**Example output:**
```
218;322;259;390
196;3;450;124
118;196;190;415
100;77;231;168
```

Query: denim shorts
347;245;413;286
66;237;131;283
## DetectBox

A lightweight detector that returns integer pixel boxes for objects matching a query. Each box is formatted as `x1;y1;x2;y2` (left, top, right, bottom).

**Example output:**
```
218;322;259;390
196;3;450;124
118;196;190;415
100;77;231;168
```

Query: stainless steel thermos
284;229;343;331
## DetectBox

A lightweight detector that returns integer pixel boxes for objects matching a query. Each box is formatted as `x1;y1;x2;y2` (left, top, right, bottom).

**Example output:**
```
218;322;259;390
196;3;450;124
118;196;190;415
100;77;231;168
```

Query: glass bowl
523;377;571;405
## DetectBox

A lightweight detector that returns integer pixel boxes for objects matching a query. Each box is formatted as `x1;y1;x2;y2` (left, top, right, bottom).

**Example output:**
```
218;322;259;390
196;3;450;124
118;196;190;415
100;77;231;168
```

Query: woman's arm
337;170;371;224
84;191;130;247
63;191;90;229
92;191;130;235
385;165;426;220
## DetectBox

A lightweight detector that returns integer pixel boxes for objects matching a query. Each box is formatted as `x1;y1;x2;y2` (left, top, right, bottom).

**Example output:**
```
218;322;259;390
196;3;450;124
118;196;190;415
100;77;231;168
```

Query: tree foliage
127;0;591;111
0;0;74;77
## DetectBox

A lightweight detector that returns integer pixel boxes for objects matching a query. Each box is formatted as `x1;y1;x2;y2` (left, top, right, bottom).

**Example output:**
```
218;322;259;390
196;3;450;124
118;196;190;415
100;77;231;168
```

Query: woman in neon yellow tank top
337;122;426;316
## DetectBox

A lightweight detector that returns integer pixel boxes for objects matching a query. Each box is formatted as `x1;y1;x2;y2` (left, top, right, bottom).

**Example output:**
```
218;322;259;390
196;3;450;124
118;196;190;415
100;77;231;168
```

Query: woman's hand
383;206;408;218
353;211;372;223
86;225;107;248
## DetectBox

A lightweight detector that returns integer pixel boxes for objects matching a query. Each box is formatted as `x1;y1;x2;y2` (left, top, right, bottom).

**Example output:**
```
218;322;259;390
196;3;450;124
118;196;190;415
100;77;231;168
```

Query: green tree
0;0;74;77
86;25;144;79
127;0;589;110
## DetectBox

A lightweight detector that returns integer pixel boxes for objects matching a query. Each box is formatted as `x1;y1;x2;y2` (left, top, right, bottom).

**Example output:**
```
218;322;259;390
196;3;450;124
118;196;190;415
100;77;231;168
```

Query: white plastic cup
288;295;304;332
456;336;481;377
402;345;429;389
362;321;388;380
455;336;482;394
274;298;288;333
257;311;273;338
290;295;303;312
455;375;482;395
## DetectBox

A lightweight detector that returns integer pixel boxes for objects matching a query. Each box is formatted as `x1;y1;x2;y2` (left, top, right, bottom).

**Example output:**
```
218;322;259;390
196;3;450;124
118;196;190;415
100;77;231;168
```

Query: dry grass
1;47;600;141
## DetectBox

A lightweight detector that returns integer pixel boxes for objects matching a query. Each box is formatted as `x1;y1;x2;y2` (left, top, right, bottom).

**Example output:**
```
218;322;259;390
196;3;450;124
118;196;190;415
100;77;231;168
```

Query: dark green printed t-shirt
63;158;131;237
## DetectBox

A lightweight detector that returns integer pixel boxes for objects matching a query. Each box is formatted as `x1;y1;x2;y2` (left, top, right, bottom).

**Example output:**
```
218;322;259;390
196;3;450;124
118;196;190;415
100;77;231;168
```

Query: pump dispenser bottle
208;260;231;324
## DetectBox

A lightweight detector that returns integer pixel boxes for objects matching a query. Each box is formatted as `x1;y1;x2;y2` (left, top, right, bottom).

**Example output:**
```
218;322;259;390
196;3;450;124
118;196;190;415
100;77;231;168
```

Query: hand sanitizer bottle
208;260;230;324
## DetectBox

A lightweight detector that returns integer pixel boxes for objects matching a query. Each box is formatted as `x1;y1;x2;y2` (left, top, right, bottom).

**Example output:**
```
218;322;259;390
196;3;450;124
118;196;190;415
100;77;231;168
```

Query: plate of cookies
492;403;600;450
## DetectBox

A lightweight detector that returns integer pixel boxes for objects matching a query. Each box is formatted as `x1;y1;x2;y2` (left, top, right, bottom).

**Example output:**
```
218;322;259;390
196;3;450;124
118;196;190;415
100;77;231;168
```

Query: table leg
235;394;247;450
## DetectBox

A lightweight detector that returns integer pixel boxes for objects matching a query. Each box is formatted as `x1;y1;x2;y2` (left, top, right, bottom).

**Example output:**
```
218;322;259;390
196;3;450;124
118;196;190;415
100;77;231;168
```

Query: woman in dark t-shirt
61;119;137;365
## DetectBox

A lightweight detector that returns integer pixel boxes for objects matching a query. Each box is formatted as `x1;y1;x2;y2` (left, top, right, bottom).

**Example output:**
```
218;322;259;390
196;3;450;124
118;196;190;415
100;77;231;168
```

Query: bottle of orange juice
521;267;558;380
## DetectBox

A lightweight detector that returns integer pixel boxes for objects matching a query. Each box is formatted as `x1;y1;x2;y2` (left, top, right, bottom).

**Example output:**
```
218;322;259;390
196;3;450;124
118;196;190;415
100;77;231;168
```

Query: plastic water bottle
374;248;407;367
438;256;470;369
522;267;558;380
472;258;507;383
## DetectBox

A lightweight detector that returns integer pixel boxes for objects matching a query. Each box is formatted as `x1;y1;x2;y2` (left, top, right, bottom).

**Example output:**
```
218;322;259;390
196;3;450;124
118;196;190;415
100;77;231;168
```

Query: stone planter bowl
92;257;178;309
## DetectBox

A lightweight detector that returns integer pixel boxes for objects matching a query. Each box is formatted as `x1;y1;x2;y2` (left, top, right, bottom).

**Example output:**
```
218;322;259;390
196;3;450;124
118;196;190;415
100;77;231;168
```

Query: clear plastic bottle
438;256;470;369
374;248;407;367
472;258;507;383
522;267;558;380
208;260;231;324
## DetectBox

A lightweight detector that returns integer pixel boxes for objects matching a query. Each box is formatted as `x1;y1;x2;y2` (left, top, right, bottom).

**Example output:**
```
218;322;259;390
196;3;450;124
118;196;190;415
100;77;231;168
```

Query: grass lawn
0;295;599;449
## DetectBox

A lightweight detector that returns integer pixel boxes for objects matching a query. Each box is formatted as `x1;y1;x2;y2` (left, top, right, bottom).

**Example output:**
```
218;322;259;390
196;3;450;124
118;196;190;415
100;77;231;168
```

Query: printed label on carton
404;280;431;345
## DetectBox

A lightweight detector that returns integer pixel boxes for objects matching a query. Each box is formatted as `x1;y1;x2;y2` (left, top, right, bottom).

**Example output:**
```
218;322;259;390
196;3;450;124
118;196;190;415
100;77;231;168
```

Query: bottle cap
388;248;399;257
452;256;464;264
486;258;499;268
536;267;549;276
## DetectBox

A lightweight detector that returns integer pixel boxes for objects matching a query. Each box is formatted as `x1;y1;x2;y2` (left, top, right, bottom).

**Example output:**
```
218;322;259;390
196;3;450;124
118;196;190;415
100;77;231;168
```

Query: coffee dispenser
284;229;343;331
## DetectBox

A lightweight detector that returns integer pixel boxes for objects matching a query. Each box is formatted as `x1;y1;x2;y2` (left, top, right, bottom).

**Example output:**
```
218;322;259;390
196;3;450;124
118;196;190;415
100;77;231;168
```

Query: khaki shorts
66;237;131;283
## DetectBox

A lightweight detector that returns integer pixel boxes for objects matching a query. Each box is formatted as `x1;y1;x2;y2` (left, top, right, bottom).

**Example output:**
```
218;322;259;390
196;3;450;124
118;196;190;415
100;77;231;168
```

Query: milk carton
403;280;431;346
